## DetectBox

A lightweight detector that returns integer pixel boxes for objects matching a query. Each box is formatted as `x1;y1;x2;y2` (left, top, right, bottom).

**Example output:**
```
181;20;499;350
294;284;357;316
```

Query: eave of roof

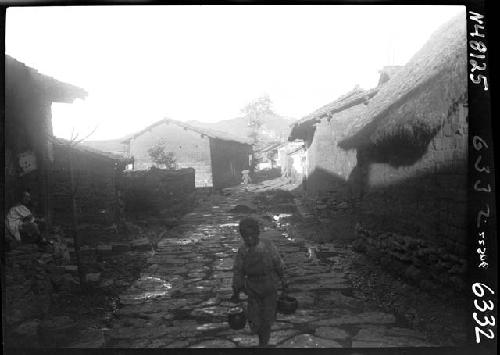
255;141;286;153
289;87;378;141
6;55;88;103
50;136;129;162
121;118;253;146
288;145;306;155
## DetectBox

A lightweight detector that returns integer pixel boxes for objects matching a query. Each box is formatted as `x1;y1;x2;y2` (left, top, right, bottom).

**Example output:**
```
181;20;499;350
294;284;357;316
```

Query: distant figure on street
5;191;48;248
241;170;251;191
231;217;287;347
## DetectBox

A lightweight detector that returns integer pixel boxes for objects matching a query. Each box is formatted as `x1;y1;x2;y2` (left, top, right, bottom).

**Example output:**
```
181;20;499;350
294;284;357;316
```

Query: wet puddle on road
219;223;239;228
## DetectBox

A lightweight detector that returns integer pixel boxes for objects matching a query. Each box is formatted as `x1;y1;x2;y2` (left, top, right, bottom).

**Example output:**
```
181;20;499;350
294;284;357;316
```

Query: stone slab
314;327;350;340
189;339;236;348
278;334;343;348
313;312;396;327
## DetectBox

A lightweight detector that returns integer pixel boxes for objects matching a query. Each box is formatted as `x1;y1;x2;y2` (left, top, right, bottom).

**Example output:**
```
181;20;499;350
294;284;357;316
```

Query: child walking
231;217;287;347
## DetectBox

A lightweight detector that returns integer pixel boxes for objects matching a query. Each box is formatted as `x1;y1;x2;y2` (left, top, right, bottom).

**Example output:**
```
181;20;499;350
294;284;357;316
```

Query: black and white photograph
1;2;497;352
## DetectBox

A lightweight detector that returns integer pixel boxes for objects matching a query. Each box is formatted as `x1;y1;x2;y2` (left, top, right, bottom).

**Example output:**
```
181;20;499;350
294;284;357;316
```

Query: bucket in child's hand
227;306;246;330
277;295;298;315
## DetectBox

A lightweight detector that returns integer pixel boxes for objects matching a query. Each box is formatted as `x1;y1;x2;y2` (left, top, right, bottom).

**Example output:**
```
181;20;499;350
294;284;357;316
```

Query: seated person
5;191;47;246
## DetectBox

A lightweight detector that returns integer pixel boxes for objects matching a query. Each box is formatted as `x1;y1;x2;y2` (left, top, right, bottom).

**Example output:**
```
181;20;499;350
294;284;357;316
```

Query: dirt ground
4;177;468;348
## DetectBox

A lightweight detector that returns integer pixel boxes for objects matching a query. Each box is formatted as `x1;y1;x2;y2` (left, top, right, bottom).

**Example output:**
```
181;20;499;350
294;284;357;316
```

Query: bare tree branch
70;127;76;142
71;125;99;147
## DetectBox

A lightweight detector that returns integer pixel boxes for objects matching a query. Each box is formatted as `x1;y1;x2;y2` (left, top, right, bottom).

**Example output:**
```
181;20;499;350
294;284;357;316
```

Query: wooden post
68;150;86;291
40;103;53;231
35;148;49;233
35;128;51;235
39;149;52;234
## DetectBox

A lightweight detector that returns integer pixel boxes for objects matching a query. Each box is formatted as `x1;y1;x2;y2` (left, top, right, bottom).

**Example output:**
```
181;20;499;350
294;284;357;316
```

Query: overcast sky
6;5;464;141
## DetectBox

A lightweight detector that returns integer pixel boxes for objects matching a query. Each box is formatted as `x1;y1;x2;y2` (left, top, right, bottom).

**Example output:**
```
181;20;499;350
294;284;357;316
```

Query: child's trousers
245;277;278;345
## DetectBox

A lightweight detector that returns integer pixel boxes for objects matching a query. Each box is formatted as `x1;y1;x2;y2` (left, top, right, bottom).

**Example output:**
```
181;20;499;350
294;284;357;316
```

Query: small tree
148;144;177;170
241;95;274;170
242;94;273;145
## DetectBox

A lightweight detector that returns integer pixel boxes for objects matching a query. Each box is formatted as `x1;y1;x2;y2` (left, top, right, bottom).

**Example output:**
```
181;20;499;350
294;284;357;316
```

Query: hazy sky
6;5;464;141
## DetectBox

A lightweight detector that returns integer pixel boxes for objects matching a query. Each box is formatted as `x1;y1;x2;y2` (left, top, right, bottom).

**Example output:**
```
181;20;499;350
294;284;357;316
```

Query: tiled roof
121;118;253;145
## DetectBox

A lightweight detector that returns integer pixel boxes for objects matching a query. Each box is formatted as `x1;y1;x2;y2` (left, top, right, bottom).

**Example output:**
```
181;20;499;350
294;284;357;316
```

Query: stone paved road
104;182;435;348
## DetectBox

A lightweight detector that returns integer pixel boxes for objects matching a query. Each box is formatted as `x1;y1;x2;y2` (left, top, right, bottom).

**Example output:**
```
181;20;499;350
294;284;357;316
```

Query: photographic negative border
466;1;497;354
0;1;497;354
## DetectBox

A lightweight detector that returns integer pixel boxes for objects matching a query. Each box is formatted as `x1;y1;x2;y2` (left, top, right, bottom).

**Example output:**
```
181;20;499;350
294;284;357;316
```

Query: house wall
277;147;288;171
305;104;363;195
356;98;468;252
277;142;305;183
300;83;468;293
303;67;468;255
49;144;120;226
128;122;213;187
209;138;251;189
286;149;306;185
351;100;468;293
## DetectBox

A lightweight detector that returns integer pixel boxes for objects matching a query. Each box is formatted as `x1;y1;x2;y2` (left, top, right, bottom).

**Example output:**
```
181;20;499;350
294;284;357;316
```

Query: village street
101;179;435;348
4;8;476;352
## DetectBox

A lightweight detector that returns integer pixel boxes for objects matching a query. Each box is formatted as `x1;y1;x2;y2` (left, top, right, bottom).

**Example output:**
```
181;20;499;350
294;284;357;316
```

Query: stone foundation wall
120;168;195;217
353;225;467;296
4;235;76;347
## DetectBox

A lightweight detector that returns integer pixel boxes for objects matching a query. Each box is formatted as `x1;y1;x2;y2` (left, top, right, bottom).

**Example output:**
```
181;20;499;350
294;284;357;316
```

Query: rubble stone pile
302;191;358;219
4;238;71;347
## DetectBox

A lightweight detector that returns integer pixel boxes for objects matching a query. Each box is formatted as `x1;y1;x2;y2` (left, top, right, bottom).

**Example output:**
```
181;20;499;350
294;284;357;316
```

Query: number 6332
472;282;496;343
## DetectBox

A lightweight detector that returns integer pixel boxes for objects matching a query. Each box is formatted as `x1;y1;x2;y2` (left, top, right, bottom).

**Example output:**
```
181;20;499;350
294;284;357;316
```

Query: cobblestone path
104;183;435;348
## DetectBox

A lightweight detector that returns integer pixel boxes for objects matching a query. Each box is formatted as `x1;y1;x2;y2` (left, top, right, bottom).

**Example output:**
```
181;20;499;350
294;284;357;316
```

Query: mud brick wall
353;226;468;296
304;78;468;295
305;104;362;196
349;91;468;296
357;101;468;254
305;81;468;255
50;144;119;226
4;236;78;347
4;245;55;347
120;168;195;217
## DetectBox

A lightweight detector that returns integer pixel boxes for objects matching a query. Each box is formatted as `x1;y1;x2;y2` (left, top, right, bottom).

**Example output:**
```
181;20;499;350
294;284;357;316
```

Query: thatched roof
377;66;403;86
339;13;467;150
289;86;378;142
6;55;87;103
51;136;129;162
121;118;252;146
